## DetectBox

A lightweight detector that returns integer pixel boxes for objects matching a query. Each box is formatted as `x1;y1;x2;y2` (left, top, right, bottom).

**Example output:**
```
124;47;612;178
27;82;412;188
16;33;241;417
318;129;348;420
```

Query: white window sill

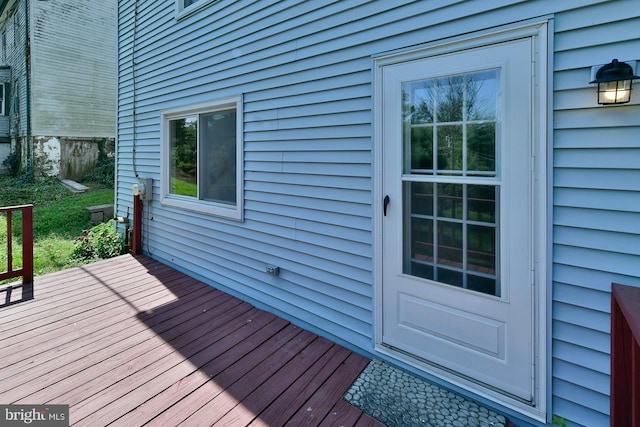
161;195;243;221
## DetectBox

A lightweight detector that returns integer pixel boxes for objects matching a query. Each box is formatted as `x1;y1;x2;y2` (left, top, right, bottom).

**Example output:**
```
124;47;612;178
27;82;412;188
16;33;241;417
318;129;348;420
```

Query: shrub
2;148;21;176
73;220;126;261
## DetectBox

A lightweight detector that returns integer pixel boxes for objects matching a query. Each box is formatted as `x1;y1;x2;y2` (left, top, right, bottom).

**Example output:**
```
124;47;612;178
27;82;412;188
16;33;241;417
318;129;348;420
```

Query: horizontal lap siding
116;0;539;348
117;1;638;425
553;5;640;426
31;1;116;137
117;0;385;349
1;1;27;137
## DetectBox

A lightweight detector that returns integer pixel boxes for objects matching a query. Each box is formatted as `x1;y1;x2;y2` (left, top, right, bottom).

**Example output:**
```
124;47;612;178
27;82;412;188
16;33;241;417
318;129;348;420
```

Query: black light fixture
590;59;640;105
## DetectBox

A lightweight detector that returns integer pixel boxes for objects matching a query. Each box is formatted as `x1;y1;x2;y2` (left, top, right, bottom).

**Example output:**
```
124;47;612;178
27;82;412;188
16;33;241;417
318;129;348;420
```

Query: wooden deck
0;255;384;426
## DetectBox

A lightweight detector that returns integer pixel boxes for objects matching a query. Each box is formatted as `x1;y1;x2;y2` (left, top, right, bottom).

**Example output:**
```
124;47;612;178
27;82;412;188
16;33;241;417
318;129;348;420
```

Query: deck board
0;255;383;426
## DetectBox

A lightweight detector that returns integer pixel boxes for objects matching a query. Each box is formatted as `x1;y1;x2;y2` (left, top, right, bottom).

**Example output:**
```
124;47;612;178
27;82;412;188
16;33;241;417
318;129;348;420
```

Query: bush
73;220;126;261
2;148;21;175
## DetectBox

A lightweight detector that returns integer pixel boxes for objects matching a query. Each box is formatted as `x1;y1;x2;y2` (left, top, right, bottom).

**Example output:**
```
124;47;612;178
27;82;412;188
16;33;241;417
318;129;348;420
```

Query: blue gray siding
117;1;640;425
552;4;640;426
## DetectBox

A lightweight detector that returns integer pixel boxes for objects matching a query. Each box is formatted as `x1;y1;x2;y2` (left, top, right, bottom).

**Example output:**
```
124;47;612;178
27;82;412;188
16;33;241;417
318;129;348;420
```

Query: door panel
382;38;534;401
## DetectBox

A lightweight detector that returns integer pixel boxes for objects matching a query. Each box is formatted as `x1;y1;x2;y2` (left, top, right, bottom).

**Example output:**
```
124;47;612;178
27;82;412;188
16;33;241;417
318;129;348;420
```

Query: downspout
114;2;134;243
132;0;138;178
24;0;31;171
114;1;120;227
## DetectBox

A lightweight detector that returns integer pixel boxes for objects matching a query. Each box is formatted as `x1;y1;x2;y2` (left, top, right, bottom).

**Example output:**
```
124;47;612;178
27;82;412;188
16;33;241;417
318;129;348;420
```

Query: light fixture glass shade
590;59;640;105
597;79;632;104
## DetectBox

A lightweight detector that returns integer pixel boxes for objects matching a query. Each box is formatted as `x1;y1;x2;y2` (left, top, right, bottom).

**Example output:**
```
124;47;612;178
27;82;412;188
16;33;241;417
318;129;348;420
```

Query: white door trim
372;21;548;422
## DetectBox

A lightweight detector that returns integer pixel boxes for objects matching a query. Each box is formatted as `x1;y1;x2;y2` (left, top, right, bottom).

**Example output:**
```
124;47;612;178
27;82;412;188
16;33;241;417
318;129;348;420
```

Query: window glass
169;116;197;197
163;98;242;220
402;70;498;177
402;69;500;296
199;109;237;205
0;84;5;115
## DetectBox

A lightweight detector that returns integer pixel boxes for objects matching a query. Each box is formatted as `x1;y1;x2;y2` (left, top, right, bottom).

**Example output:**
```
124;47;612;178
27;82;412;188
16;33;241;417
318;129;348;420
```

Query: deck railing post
131;195;142;255
1;205;34;283
22;205;33;283
611;283;640;426
7;209;13;273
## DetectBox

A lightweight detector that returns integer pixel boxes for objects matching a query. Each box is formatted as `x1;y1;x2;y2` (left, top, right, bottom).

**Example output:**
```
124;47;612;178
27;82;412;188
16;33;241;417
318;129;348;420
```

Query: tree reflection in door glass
437;125;463;172
409;127;434;170
402;70;500;296
436;76;464;122
402;70;497;176
402;69;500;296
468;122;496;173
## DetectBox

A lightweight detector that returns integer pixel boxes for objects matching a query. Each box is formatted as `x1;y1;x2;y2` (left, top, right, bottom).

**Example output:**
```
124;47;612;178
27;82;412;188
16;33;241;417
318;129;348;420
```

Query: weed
552;415;567;427
0;176;116;278
72;220;126;261
2;148;21;176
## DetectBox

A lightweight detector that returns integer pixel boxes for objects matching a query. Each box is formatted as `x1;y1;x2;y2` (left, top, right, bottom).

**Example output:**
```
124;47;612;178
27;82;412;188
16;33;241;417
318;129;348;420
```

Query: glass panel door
381;35;538;402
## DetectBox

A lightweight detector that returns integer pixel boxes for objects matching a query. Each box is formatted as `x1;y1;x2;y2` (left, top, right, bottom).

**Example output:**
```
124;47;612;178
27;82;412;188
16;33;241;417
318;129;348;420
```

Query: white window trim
175;0;219;20
160;95;244;221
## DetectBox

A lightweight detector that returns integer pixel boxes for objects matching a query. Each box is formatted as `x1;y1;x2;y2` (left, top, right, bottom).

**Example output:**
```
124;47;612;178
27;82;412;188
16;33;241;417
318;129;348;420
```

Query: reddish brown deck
0;255;384;426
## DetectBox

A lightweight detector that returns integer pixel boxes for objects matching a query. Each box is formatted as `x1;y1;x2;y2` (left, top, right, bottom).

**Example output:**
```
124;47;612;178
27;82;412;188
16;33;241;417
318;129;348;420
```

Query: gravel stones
344;360;507;427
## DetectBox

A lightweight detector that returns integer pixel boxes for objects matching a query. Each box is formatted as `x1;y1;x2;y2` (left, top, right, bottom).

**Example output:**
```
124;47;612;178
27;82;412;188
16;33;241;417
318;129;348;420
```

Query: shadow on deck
0;280;34;308
0;254;383;426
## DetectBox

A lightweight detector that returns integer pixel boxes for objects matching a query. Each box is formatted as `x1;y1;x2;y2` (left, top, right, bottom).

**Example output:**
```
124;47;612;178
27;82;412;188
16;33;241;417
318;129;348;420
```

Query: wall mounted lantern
590;59;640;105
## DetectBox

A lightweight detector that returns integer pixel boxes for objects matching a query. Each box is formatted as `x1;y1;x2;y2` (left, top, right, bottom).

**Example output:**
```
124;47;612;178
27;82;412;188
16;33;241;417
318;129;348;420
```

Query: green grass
0;176;115;280
171;177;197;197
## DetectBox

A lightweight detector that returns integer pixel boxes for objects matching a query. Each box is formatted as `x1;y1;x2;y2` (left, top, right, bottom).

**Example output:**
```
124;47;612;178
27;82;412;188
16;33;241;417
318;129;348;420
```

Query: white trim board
372;20;549;424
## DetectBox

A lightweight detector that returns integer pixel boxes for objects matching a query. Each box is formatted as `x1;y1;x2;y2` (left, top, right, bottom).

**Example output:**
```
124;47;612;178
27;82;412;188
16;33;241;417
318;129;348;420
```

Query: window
12;79;18;115
176;0;217;17
402;70;500;296
161;96;243;220
0;83;5;115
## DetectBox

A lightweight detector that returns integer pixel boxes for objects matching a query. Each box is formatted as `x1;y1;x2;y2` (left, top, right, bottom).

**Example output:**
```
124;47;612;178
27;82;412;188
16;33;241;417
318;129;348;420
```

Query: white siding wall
0;0;27;138
0;66;10;137
30;0;116;137
117;1;640;425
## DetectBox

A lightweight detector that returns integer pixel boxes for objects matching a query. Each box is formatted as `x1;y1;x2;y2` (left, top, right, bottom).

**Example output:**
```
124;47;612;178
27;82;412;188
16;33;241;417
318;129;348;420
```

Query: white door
382;38;534;401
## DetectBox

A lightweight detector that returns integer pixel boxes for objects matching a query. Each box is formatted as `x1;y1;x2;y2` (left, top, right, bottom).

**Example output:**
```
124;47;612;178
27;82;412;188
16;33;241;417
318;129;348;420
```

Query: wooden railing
1;204;34;285
610;283;640;426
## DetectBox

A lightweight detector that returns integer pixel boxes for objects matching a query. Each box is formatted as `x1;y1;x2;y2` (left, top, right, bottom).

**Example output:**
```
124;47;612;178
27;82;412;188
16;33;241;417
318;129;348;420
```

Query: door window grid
402;71;499;177
404;182;500;296
402;70;501;296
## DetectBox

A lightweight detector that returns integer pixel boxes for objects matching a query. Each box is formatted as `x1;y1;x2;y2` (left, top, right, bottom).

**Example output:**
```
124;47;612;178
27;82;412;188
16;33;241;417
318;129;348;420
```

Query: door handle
383;195;390;216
